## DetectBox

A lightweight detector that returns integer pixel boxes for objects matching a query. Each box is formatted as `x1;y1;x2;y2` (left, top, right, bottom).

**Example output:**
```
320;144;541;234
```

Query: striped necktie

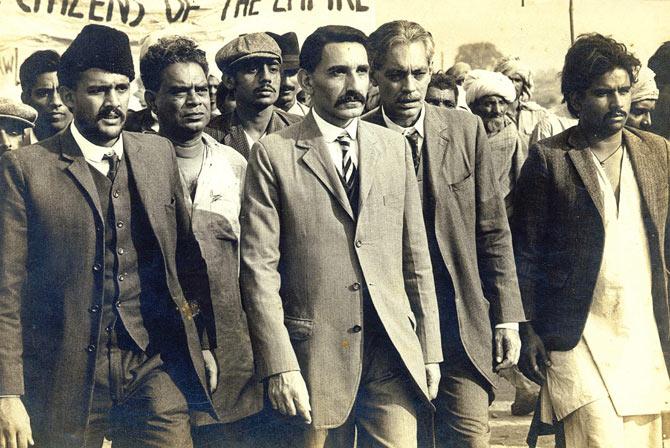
103;152;120;181
405;128;421;174
337;133;358;213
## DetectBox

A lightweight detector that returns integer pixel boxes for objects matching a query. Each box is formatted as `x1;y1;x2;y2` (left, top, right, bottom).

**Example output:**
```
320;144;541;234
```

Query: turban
495;56;534;101
59;24;135;89
463;70;517;106
631;66;659;103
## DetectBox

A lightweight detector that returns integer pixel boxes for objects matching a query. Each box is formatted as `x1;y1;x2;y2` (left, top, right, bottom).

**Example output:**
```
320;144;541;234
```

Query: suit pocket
284;316;314;341
448;173;473;191
408;312;417;332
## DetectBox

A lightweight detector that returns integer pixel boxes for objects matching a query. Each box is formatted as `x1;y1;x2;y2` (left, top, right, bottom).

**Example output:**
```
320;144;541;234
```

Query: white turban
631;66;659;103
463;70;517;106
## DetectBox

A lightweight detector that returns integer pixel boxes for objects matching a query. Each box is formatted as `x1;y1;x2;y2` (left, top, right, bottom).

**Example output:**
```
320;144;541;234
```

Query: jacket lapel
123;133;156;220
298;113;355;220
566;128;605;221
356;124;379;213
423;107;452;193
59;128;103;222
625;129;662;234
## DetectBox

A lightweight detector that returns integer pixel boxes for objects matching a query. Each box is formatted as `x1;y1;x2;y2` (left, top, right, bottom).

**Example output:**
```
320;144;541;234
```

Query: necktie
337;133;358;213
103;152;120;181
405;128;421;174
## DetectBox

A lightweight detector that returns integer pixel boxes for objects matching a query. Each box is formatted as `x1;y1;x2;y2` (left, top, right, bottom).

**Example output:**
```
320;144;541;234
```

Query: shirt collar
381;105;426;138
70;121;124;162
312;108;359;143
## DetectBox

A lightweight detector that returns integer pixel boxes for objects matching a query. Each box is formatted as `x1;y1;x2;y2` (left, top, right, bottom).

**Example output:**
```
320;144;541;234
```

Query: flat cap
267;32;300;70
216;33;282;73
0;97;37;127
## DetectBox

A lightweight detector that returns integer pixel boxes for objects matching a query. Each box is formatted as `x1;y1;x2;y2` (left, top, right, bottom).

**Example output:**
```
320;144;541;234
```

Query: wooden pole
569;0;575;44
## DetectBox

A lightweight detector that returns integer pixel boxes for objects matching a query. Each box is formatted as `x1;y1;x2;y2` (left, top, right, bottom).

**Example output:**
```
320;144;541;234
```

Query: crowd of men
0;19;669;448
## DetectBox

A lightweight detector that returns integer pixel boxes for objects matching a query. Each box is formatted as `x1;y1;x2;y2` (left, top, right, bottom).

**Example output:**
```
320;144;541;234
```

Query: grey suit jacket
240;112;442;428
513;126;670;356
0;128;215;446
363;105;525;385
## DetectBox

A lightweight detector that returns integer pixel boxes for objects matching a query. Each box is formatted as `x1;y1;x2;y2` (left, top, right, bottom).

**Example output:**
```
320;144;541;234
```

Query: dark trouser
434;346;493;448
83;331;193;448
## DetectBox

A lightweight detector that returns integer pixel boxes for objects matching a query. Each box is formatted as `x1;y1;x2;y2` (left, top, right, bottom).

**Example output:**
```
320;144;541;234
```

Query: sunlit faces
471;94;509;134
228;58;281;109
425;86;456;109
24;71;72;135
147;62;210;141
372;41;431;127
299;42;370;127
627;99;656;130
570;68;632;138
60;68;130;147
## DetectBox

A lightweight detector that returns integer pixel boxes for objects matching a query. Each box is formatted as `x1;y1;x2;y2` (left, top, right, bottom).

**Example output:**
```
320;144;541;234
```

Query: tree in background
454;42;503;70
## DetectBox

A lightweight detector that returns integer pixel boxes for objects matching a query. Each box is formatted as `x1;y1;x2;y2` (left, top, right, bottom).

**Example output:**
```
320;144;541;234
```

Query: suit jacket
239;112;442;428
513;126;670;356
0;128;215;446
208;107;302;159
363;105;525;385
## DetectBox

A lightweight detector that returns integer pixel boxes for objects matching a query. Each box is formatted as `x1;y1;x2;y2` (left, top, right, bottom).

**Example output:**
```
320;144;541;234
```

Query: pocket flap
284;316;314;341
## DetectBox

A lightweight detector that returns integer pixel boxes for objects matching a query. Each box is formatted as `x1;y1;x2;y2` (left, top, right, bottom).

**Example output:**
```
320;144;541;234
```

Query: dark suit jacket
513;126;670;355
363;105;525;385
208;107;302;159
240;112;442;428
0;128;216;446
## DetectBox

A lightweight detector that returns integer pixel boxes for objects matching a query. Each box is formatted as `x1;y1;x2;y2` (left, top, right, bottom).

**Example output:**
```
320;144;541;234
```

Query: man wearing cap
19;50;72;142
0;97;37;155
240;24;442;447
209;32;301;159
268;32;309;116
0;24;218;448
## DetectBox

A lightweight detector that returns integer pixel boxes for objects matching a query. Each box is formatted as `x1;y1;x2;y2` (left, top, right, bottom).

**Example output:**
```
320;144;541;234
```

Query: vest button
117;221;124;229
115;301;121;308
89;305;100;313
113;190;120;198
92;263;102;272
352;282;361;291
355;240;362;248
105;325;113;333
117;248;125;255
118;274;125;281
86;344;96;353
352;325;362;333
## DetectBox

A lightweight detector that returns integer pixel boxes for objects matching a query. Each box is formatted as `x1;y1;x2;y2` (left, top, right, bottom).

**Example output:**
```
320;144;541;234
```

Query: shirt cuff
495;322;519;331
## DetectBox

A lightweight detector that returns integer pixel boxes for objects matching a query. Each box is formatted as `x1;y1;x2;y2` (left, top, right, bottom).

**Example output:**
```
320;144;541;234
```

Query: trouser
434;345;493;448
298;330;421;448
83;328;193;448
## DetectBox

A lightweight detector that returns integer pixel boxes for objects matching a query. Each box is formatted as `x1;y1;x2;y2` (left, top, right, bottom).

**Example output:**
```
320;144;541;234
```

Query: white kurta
541;147;670;423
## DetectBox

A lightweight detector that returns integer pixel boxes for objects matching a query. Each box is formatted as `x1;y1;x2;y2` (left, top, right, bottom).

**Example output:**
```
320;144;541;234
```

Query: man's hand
202;350;218;394
518;323;551;385
268;371;312;424
0;397;33;448
494;327;521;372
425;363;441;400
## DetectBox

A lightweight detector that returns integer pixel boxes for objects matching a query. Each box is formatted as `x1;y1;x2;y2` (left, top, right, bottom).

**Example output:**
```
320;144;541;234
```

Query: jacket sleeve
0;151;27;395
239;141;300;379
472;116;526;325
401;139;443;364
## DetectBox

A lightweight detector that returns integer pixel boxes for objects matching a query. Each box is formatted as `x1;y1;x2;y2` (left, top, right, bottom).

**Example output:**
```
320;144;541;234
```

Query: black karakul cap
58;24;135;87
266;32;300;70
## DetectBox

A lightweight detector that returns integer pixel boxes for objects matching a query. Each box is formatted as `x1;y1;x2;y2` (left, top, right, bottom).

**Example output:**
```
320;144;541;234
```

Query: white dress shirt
312;108;359;177
70;122;124;176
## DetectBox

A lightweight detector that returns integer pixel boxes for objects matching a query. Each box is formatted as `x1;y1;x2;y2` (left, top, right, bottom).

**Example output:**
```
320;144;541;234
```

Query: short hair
140;36;208;92
19;50;60;93
561;33;640;117
649;41;670;86
300;25;368;73
215;81;233;111
429;72;457;92
368;20;435;71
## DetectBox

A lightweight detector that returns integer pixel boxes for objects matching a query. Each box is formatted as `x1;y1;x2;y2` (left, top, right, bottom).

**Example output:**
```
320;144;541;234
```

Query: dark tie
337;134;358;213
405;128;421;174
103;152;120;181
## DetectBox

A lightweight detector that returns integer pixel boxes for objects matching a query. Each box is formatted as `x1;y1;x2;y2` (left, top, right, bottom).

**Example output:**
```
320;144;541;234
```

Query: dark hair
561;33;640;117
215;81;233;111
300;25;368;72
649;41;670;87
368;20;434;71
428;72;458;98
19;50;60;93
140;36;208;92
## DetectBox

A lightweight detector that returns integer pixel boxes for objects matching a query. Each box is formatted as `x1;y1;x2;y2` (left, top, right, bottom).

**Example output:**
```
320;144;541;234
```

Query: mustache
254;86;276;94
606;109;627;119
334;91;366;107
97;106;125;121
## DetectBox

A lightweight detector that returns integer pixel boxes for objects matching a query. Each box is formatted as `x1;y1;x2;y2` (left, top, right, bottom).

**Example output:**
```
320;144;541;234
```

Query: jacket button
92;263;102;272
118;274;125;281
352;325;362;333
352;282;361;291
86;344;96;353
89;305;100;313
115;301;121;308
105;325;113;333
113;190;120;198
117;221;124;229
355;240;362;248
117;248;125;255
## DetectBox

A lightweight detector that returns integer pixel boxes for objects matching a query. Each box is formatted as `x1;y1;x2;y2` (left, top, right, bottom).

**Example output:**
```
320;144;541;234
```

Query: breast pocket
448;172;474;192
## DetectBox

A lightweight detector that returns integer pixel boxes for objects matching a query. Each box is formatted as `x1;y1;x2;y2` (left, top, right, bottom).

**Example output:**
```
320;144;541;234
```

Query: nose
641;111;652;127
104;89;121;108
346;71;369;97
259;65;273;83
401;73;416;92
186;88;202;106
491;101;502;115
50;89;64;108
611;91;626;108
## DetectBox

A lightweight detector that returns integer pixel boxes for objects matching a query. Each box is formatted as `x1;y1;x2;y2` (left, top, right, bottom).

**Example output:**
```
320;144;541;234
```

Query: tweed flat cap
266;32;300;70
216;33;282;72
0;97;37;127
59;24;135;88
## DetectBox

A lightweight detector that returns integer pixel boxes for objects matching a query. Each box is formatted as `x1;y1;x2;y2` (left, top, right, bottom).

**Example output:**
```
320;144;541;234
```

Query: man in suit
240;25;442;447
515;33;670;447
0;24;219;448
363;20;525;448
209;33;301;159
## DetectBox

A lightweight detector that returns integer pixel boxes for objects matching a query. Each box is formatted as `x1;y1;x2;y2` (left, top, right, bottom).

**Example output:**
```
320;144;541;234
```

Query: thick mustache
606;109;627;119
335;91;366;106
97;107;125;121
255;86;276;94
